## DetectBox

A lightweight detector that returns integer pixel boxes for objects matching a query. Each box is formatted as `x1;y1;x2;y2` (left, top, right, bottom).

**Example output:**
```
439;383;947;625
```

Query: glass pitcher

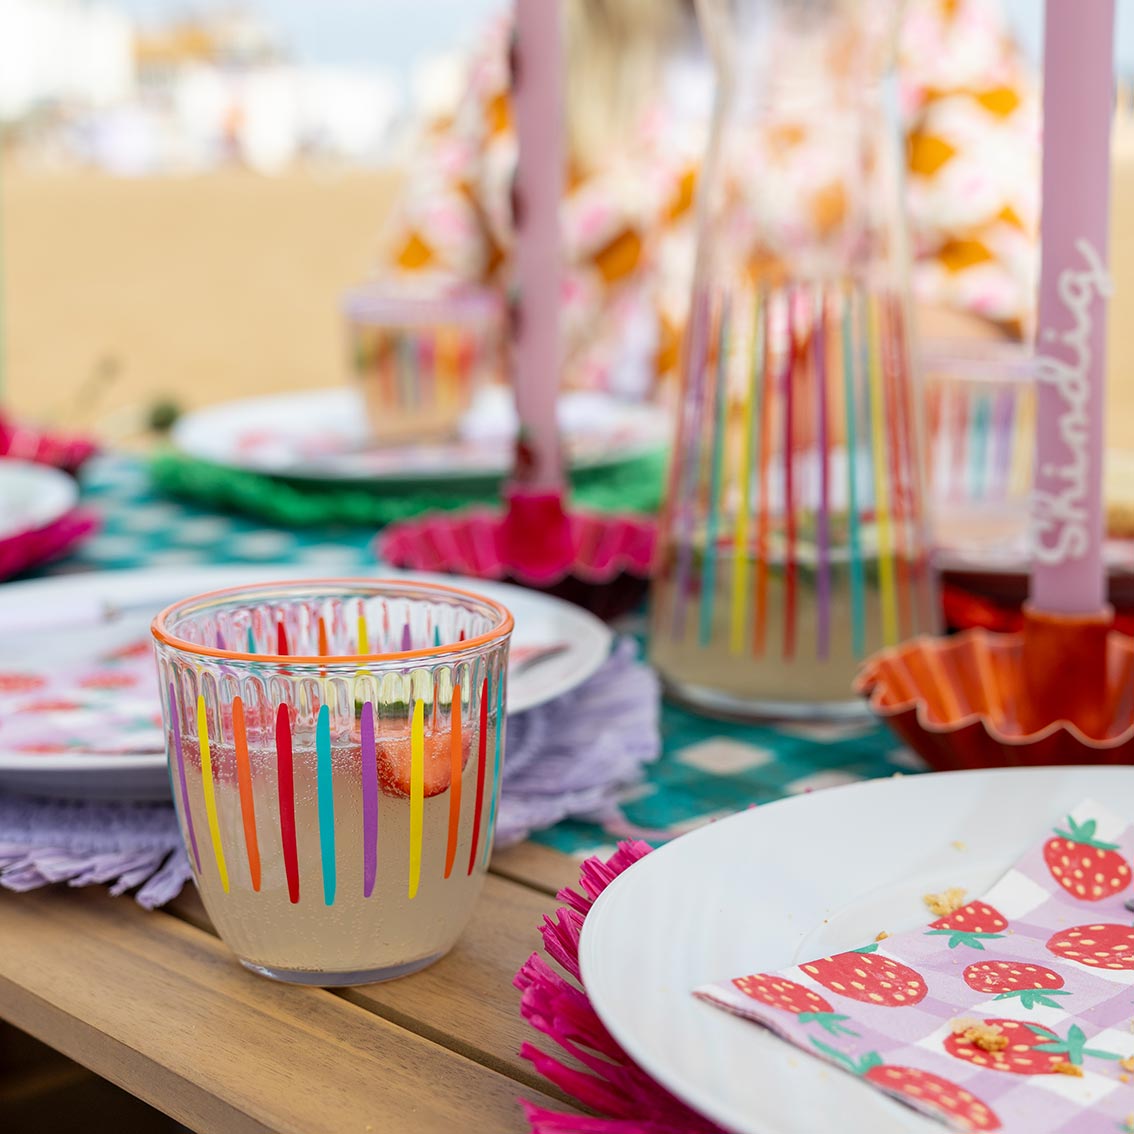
649;0;937;719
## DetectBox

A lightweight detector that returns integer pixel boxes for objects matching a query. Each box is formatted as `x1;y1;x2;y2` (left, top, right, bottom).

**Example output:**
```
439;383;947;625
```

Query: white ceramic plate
580;766;1134;1134
0;566;611;800
0;458;78;540
933;532;1134;578
171;387;669;483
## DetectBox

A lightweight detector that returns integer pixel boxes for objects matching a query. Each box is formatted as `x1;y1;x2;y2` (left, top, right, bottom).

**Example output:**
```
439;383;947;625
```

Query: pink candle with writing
1030;0;1115;615
510;0;565;490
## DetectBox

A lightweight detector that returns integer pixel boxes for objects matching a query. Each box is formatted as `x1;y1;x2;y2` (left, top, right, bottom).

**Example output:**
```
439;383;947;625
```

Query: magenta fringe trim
0;509;99;581
0;415;98;475
514;841;724;1134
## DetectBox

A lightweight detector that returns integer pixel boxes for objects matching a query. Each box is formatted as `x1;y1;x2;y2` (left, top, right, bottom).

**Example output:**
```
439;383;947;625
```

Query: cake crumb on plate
949;1018;1008;1052
924;887;966;917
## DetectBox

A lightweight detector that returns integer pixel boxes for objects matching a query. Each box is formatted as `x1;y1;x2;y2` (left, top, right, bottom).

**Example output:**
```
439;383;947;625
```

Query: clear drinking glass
649;0;937;719
343;281;504;445
152;579;513;986
923;340;1035;569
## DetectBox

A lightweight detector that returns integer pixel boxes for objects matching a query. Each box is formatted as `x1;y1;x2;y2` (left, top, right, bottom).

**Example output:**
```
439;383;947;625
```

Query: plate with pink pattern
171;387;669;483
0;566;610;800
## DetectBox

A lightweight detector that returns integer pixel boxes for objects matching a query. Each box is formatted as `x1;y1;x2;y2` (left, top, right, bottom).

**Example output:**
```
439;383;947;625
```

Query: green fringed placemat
148;448;667;528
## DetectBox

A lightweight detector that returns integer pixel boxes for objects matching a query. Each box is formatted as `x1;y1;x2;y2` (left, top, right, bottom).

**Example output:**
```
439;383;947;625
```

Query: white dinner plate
932;532;1134;578
0;566;611;800
0;458;78;540
580;766;1134;1134
171;387;669;483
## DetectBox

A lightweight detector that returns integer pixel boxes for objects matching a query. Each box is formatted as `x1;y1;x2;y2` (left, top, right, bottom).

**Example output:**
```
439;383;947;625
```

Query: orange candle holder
855;606;1134;770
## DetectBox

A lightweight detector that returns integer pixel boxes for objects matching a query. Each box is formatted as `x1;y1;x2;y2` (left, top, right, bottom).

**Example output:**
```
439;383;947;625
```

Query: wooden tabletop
0;840;583;1133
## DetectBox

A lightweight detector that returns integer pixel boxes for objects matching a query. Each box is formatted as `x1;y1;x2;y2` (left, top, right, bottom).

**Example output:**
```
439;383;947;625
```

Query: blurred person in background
377;0;1038;402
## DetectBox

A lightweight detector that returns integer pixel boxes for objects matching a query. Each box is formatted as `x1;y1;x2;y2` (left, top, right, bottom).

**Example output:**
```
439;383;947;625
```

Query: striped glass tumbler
152;579;512;985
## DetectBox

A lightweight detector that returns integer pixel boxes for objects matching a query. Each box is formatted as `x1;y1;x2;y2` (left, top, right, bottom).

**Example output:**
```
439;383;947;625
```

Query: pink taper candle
510;0;565;491
1030;0;1115;614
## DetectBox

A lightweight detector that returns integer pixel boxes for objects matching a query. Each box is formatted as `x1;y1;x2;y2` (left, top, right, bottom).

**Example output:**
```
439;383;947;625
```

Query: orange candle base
1018;604;1115;738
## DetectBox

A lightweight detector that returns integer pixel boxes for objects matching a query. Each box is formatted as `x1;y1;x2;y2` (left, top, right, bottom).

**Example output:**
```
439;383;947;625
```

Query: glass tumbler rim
151;576;515;667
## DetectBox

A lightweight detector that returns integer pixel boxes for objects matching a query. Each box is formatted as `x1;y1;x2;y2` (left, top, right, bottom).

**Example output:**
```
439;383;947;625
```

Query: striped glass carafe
649;0;938;719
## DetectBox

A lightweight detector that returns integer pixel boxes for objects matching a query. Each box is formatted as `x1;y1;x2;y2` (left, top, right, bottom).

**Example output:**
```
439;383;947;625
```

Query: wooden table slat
166;873;570;1101
0;887;574;1134
490;843;582;896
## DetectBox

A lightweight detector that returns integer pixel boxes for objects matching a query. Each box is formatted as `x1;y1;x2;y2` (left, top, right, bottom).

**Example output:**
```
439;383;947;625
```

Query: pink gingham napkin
696;800;1134;1133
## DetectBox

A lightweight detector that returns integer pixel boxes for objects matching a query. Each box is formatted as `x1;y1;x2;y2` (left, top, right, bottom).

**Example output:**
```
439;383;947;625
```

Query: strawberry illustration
1047;923;1134;970
1043;815;1131;901
944;1018;1120;1075
14;742;72;754
0;672;46;694
811;1041;1000;1131
79;672;138;690
926;901;1007;950
962;961;1070;1010
376;729;473;799
800;945;927;1007
18;699;85;713
732;974;857;1036
102;639;154;662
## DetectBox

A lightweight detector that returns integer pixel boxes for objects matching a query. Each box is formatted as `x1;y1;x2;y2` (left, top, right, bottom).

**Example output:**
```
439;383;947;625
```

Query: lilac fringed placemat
0;798;190;908
0;638;659;908
497;638;659;845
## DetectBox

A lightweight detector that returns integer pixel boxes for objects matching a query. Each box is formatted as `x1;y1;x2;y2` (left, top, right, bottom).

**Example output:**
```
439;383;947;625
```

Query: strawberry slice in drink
376;728;473;798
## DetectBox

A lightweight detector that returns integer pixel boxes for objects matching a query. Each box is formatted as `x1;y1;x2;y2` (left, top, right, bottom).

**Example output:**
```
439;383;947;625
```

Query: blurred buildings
0;0;408;173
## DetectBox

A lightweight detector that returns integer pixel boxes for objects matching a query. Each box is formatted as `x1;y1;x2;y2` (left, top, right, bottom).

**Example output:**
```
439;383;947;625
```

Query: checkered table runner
30;454;921;857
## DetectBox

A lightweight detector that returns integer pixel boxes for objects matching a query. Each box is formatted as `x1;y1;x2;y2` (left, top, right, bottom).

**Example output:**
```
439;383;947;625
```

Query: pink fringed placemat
0;414;98;578
378;493;657;621
0;509;99;582
515;842;725;1134
0;415;98;475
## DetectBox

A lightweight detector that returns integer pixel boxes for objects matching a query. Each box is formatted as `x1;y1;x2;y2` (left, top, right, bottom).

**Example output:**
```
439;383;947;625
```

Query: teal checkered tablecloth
30;454;921;857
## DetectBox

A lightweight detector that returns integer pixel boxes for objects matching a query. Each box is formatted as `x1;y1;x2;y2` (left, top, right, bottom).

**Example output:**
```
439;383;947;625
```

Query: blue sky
110;1;1134;75
113;0;505;76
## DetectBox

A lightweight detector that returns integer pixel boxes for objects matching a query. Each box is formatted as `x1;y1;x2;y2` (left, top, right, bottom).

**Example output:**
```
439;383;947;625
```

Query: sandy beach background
4;156;1134;455
2;166;401;437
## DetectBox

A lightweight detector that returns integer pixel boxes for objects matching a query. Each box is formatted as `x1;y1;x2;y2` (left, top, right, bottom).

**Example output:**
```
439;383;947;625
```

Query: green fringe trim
148;448;667;528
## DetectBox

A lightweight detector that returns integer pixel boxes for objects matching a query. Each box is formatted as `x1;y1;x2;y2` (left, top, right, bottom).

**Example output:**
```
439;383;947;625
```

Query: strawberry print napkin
696;800;1134;1134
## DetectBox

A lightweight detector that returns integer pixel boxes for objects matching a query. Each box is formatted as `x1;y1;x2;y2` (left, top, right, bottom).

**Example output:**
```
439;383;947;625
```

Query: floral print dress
379;0;1038;397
